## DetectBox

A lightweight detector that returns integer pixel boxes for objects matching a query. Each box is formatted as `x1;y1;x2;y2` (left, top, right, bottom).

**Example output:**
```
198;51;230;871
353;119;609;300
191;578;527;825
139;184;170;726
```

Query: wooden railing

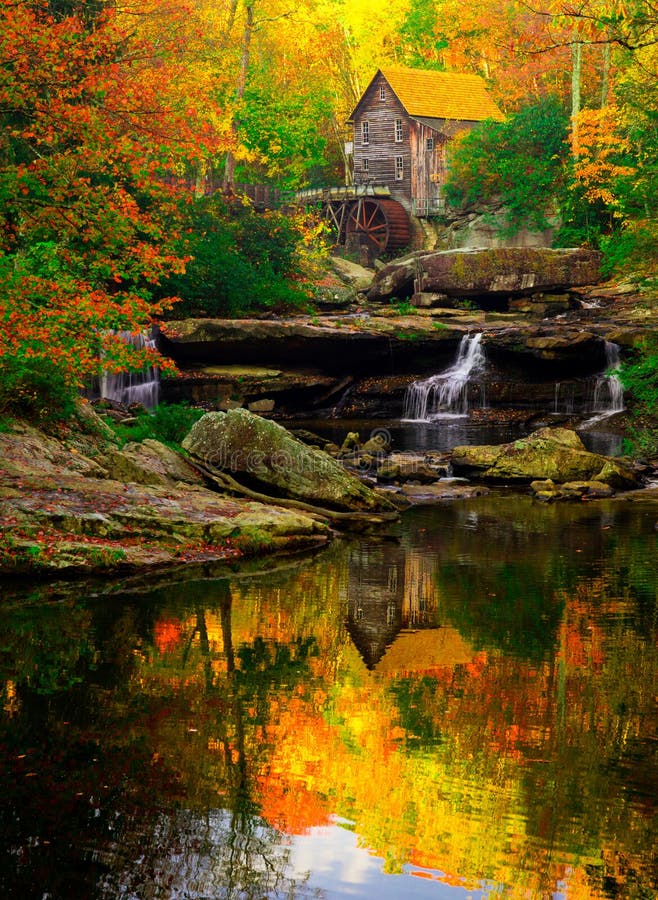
412;197;446;217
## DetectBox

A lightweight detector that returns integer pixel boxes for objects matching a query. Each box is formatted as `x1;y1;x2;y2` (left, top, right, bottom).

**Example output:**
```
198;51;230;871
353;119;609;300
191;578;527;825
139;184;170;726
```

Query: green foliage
390;676;445;748
619;338;658;456
444;98;569;234
394;300;418;315
236;67;331;190
0;355;79;424
397;0;448;68
106;402;204;448
614;78;658;221
599;222;658;281
159;195;313;317
439;560;565;663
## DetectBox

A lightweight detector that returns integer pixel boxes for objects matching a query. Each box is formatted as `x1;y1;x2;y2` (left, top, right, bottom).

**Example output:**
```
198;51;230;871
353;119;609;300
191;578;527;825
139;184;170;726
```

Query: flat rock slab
367;247;601;301
401;482;490;502
161;365;339;407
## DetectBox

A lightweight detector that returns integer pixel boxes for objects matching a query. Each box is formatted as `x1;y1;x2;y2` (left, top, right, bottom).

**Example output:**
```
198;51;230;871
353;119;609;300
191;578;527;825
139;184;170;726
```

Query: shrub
599;221;658;281
158;195;314;317
0;355;79;424
619;338;658;456
106;402;204;447
444;98;569;235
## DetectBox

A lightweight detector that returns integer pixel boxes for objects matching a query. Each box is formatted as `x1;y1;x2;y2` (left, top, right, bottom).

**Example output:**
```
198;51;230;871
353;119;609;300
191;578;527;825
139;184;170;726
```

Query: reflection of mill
345;546;443;670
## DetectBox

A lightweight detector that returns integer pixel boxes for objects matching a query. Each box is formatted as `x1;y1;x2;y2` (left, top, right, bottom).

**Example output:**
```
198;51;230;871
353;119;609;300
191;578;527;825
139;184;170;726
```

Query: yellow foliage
573;106;636;211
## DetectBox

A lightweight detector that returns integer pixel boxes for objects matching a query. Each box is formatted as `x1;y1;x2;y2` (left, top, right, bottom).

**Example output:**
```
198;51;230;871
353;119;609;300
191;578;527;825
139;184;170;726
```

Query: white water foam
100;330;160;409
582;341;625;426
403;333;486;421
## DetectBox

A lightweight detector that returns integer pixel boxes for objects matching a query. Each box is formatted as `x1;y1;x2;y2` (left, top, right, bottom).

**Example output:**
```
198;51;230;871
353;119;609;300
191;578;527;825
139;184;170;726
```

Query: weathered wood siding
351;72;412;201
351;73;486;214
409;121;446;208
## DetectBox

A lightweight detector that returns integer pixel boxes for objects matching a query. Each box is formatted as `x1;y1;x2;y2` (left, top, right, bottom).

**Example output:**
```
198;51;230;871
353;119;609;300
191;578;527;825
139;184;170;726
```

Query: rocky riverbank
0;409;334;577
3;249;658;579
1;403;656;579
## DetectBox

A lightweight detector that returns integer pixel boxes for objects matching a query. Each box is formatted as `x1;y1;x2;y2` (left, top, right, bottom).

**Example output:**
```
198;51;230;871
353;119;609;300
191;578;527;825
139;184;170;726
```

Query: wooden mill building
347;66;503;218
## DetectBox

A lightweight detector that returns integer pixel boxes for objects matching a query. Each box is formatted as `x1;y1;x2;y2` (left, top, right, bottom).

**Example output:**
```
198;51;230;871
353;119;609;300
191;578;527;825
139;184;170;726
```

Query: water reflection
287;417;624;456
0;495;656;899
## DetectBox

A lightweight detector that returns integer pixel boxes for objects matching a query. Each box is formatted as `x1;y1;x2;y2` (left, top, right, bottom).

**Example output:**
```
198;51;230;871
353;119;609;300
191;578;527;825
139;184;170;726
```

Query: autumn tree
0;0;228;420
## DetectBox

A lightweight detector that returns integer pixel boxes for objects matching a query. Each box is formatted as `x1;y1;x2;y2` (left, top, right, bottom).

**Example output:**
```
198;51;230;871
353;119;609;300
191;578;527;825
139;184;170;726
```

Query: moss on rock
183;409;388;512
451;428;638;486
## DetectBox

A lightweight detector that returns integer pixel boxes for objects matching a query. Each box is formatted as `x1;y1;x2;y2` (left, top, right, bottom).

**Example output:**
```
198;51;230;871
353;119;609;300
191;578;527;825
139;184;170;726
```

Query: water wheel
344;197;410;254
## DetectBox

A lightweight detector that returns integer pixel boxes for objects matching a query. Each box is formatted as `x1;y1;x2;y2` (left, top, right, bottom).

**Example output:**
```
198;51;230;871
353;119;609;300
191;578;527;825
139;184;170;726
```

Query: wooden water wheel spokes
346;198;390;251
323;199;349;243
343;197;411;255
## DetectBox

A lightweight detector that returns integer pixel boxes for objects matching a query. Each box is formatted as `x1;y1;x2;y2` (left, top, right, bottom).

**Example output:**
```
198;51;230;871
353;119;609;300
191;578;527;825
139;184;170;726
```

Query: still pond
0;489;656;898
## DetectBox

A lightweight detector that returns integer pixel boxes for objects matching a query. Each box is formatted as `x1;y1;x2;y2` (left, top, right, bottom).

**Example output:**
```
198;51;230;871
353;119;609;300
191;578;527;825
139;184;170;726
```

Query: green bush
106;402;205;447
599;221;658;281
0;355;78;424
619;338;658;456
159;195;312;317
444;97;569;235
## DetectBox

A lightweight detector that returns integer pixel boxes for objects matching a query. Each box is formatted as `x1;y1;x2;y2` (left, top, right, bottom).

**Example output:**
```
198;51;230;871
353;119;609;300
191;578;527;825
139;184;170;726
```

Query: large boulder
367;247;601;302
330;255;374;292
450;428;638;486
183;409;388;512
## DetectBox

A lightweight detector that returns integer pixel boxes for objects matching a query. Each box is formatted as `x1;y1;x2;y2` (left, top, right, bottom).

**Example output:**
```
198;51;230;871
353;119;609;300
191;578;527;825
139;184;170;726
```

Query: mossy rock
452;428;638;486
367;247;601;302
182;409;387;512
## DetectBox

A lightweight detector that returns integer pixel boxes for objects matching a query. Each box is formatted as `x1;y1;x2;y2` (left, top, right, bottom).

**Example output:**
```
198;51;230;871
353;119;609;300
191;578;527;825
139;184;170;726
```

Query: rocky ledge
367;247;602;303
159;304;647;419
0;412;332;577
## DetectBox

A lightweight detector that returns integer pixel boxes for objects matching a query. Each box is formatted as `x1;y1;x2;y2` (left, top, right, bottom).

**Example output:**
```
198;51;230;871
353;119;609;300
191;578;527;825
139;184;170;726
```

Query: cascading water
403;333;486;420
578;340;625;429
591;341;625;416
100;331;160;409
554;382;575;414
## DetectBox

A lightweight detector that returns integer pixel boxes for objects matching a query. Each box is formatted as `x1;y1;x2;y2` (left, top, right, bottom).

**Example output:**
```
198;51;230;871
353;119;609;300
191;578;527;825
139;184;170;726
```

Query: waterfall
403;333;486;420
554;382;575;414
591;341;625;417
100;331;160;409
580;341;624;427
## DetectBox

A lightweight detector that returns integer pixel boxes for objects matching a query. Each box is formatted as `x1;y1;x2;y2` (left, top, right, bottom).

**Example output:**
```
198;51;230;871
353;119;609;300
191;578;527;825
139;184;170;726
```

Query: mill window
395;155;404;180
380;85;386;100
362;158;369;172
426;137;435;151
362;120;369;145
395;119;403;142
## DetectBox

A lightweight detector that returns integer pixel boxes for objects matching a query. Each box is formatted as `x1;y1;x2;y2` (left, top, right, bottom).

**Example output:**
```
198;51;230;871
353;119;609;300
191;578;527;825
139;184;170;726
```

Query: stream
1;486;656;898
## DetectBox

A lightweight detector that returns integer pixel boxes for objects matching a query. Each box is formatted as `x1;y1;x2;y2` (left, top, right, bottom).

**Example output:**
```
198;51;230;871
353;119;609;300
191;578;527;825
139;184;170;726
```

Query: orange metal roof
379;66;504;122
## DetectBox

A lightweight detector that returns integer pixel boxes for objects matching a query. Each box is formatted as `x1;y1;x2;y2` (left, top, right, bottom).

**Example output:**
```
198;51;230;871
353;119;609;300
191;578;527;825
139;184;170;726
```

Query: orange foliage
154;618;183;655
572;106;635;210
0;0;230;388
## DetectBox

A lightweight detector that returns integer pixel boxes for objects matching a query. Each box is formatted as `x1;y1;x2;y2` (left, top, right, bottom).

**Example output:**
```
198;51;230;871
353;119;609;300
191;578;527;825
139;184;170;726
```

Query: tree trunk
600;39;611;107
223;0;254;189
571;40;582;155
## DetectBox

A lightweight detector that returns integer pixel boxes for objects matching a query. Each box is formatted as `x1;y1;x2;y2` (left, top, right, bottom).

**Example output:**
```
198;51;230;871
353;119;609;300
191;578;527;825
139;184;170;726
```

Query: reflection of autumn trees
1;501;656;898
135;507;656;897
